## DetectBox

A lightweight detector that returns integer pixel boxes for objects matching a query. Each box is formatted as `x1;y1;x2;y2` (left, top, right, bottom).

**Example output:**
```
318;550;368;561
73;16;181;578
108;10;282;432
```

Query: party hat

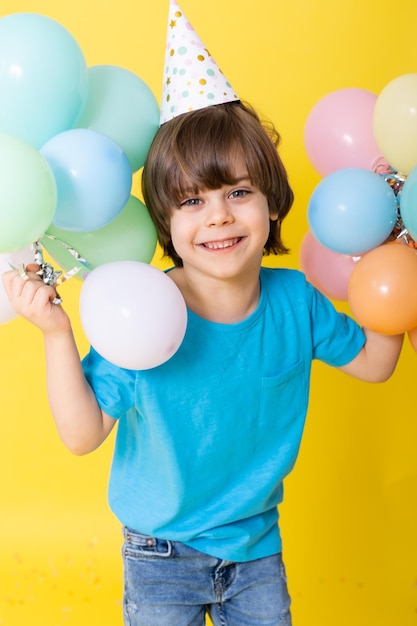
160;0;239;124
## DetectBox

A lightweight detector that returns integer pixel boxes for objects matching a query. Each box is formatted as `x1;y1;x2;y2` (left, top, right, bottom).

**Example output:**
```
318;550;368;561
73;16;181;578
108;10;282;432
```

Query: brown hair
141;101;294;267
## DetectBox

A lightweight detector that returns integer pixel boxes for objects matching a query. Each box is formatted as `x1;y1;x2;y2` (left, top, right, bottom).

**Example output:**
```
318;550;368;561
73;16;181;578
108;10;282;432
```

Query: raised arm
2;267;116;455
338;327;404;383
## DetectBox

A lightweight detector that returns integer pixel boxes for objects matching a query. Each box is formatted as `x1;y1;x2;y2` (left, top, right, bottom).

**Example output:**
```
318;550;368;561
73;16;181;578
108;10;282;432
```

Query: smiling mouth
202;237;242;250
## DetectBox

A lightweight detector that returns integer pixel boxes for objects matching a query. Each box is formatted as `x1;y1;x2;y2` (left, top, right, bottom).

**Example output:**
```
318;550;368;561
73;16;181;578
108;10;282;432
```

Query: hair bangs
170;127;252;200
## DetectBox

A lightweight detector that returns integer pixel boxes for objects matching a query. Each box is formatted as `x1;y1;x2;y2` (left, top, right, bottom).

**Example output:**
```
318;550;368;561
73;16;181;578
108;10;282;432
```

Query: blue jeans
122;527;292;626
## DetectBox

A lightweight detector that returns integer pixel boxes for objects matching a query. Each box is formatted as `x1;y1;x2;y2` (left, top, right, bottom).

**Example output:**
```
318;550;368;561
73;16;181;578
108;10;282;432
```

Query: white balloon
79;261;187;370
0;246;35;323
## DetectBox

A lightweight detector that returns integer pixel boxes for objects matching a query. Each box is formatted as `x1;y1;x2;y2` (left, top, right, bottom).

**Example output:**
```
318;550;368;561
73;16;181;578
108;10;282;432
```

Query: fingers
3;266;51;307
18;263;30;281
1;266;69;334
52;291;62;305
25;262;42;273
1;267;23;296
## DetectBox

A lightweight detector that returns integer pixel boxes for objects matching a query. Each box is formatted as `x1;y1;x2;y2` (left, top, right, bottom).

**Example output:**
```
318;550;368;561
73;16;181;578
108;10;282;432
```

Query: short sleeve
307;282;366;367
82;347;136;419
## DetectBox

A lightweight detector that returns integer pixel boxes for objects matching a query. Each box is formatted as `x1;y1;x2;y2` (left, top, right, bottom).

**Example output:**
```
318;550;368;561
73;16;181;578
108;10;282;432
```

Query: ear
269;211;279;222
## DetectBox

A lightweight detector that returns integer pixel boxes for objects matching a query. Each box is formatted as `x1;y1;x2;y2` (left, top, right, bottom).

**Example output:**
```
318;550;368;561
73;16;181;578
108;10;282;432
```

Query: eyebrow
220;175;252;186
179;175;252;196
181;175;252;194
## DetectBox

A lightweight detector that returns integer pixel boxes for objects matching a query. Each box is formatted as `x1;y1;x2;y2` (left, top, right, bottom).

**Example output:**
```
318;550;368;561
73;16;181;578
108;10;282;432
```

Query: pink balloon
80;261;187;370
304;88;387;177
299;231;361;301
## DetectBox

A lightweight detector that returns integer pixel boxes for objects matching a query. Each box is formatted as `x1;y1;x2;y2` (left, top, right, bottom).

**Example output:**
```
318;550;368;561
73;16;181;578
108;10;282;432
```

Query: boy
2;3;403;625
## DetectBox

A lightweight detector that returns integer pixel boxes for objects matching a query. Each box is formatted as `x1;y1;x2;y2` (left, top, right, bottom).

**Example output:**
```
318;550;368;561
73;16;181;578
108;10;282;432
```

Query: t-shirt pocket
260;359;307;431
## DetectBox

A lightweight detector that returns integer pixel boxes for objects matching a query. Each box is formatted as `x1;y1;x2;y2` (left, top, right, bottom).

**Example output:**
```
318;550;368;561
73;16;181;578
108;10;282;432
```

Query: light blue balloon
41;128;132;232
0;13;88;148
308;168;398;255
399;166;417;241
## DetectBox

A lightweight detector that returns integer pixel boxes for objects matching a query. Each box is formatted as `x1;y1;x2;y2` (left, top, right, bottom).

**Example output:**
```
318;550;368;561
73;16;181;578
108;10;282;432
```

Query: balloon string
375;166;417;248
10;239;91;305
40;234;90;266
33;238;91;285
9;240;90;305
37;235;92;280
377;167;406;200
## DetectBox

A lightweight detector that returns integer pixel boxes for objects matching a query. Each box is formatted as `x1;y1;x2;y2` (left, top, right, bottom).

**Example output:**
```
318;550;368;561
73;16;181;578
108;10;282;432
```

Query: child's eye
229;189;249;199
180;197;202;207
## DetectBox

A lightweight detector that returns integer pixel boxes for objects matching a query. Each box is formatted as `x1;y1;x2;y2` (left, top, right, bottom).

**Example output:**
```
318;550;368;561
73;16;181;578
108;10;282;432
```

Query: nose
205;197;234;227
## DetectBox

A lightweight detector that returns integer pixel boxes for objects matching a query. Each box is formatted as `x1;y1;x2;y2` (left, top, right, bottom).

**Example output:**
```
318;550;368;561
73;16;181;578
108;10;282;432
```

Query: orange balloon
408;326;417;353
348;243;417;334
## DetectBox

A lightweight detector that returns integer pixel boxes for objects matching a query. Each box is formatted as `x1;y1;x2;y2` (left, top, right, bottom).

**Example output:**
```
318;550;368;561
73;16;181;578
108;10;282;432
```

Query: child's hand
1;263;71;335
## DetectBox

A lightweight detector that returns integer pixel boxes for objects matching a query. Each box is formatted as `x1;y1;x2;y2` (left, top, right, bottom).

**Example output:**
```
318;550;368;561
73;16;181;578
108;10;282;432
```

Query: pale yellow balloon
373;73;417;174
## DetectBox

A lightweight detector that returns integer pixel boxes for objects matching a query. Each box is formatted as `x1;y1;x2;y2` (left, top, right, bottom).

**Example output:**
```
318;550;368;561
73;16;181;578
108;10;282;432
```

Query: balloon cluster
301;80;417;346
0;13;187;369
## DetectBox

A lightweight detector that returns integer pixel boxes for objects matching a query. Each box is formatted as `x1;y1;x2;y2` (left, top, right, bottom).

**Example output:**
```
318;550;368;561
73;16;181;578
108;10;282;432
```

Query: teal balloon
76;65;159;172
0;134;57;252
42;195;157;278
400;165;417;241
0;13;88;148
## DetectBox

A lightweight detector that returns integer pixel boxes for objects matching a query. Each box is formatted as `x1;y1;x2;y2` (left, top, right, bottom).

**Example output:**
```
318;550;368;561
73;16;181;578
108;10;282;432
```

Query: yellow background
1;0;417;624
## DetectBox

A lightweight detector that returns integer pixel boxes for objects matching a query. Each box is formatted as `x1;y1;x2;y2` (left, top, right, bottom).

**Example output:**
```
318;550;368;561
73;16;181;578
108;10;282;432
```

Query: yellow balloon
373;73;417;175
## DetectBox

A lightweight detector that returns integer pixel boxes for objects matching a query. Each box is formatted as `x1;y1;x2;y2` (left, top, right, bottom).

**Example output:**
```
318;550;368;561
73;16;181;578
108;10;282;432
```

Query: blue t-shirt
82;267;365;562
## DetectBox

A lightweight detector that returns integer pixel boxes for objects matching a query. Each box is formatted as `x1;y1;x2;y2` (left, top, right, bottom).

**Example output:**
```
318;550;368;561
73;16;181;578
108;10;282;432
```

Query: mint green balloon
0;134;57;253
76;65;159;172
0;13;88;148
42;195;157;278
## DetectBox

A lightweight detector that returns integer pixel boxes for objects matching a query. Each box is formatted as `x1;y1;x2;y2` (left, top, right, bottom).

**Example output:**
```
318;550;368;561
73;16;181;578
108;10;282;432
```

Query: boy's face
169;157;277;281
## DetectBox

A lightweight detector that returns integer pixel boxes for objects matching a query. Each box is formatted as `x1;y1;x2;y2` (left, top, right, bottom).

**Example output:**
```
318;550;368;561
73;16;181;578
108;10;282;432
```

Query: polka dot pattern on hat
160;0;239;124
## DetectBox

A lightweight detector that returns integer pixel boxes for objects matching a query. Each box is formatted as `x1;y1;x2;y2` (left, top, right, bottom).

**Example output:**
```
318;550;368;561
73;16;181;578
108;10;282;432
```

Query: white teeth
204;238;239;250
